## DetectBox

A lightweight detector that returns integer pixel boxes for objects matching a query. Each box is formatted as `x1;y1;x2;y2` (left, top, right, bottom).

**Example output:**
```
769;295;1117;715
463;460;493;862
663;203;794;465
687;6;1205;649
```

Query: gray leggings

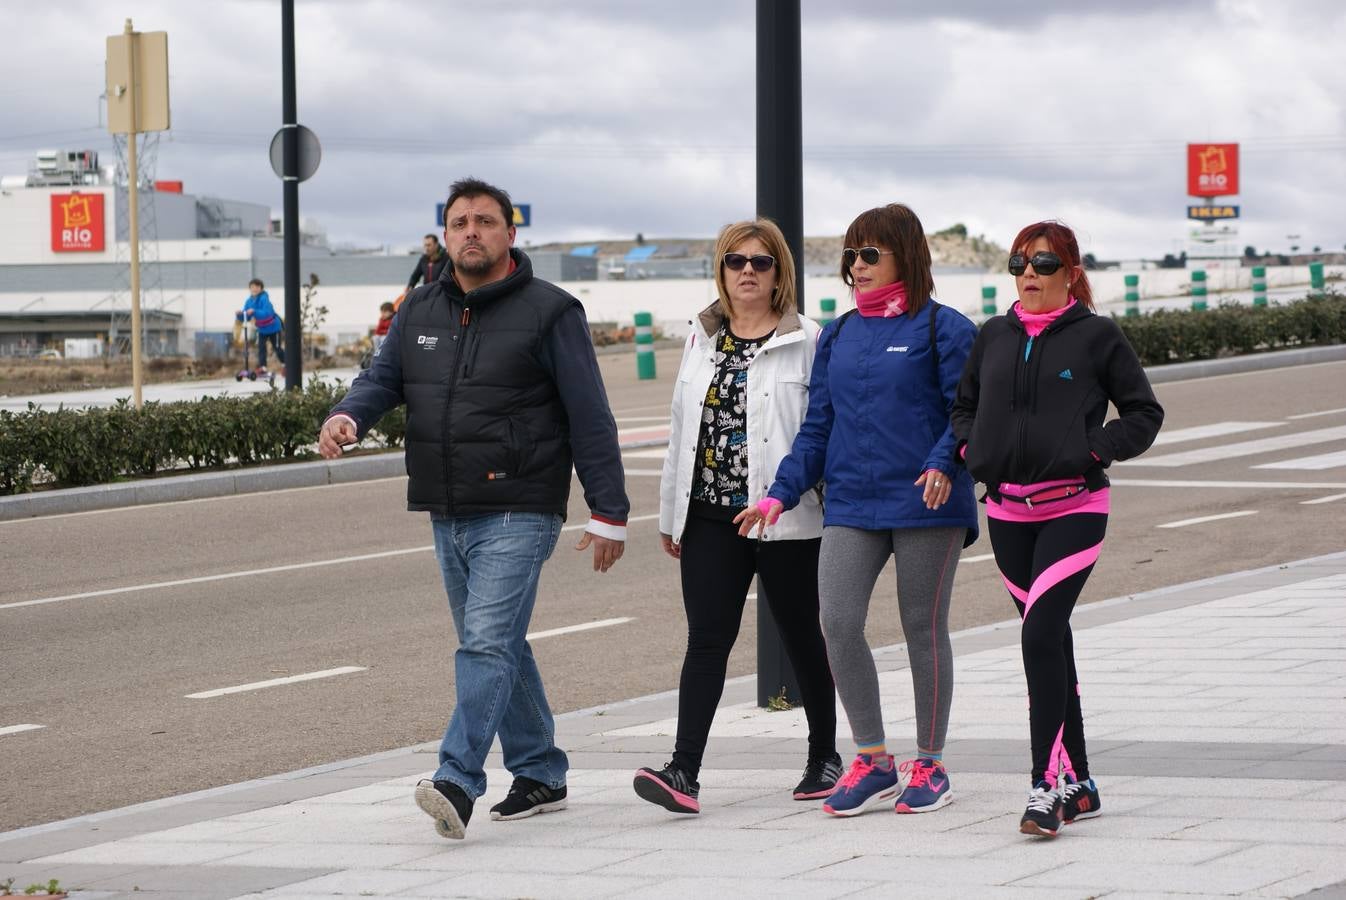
818;525;965;755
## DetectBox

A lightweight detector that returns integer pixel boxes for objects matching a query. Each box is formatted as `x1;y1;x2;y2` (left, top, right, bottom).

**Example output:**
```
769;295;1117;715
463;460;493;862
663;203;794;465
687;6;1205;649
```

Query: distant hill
522;225;1006;273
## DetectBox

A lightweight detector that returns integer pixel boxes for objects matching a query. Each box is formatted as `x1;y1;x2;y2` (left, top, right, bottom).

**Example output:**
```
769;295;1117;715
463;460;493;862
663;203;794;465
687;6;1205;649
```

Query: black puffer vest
398;251;576;516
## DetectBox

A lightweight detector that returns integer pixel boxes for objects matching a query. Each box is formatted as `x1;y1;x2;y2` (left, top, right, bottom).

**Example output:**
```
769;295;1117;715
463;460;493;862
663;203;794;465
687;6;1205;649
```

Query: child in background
238;279;285;375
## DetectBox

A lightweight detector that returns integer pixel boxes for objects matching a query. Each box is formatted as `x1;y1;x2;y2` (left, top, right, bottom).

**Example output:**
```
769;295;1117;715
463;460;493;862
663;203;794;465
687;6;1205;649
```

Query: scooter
235;318;277;386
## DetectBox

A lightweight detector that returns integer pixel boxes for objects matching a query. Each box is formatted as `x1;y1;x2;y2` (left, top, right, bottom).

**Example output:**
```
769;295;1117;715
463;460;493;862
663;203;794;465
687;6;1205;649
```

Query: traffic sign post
981;285;996;318
1125;274;1140;318
1191;269;1208;311
634;311;655;380
1252;266;1267;307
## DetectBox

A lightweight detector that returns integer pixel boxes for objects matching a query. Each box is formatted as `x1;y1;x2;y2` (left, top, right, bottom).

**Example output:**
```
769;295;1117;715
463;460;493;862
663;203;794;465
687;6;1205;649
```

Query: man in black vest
406;233;450;290
319;177;629;840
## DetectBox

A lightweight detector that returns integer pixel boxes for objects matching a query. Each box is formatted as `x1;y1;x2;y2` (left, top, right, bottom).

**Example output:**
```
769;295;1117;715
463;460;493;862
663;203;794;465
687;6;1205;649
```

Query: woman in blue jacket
737;203;978;818
238;278;285;373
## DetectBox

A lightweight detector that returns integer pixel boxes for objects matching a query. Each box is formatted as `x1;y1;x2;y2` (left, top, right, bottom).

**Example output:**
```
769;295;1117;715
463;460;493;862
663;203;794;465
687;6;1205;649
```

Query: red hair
1011;221;1094;311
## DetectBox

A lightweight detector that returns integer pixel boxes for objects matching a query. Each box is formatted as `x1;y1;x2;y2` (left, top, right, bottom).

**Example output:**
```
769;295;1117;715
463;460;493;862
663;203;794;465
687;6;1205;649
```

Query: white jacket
659;301;824;543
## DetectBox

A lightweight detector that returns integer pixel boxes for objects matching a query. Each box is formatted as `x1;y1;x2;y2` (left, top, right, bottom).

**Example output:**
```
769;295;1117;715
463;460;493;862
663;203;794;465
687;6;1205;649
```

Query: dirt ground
0;354;349;397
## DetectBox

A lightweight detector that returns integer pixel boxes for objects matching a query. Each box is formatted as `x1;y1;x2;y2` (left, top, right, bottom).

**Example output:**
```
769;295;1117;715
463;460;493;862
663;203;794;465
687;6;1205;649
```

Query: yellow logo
61;194;93;228
1198;146;1228;176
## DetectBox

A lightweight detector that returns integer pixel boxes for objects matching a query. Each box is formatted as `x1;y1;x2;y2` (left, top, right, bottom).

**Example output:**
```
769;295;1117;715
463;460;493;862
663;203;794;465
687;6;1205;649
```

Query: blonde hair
712;218;797;320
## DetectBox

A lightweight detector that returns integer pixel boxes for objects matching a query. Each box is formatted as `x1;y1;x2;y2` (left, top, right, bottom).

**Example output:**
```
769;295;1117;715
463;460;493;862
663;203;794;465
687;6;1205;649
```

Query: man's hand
576;532;624;573
659;532;681;560
318;416;358;460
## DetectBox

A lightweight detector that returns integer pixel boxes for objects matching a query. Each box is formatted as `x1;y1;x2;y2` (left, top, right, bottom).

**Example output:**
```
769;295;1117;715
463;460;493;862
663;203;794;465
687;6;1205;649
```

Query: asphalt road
2;353;1344;830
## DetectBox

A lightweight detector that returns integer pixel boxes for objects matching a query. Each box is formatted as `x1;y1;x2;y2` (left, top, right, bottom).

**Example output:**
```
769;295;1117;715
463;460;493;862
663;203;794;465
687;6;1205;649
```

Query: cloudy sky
4;0;1344;260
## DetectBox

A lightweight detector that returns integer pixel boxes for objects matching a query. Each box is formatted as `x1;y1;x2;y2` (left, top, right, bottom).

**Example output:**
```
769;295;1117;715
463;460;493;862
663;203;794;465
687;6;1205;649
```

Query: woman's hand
732;498;783;538
915;469;951;510
659;532;681;559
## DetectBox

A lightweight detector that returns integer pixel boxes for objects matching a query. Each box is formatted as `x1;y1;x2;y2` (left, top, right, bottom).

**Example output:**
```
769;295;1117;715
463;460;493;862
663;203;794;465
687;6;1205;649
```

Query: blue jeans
430;511;566;800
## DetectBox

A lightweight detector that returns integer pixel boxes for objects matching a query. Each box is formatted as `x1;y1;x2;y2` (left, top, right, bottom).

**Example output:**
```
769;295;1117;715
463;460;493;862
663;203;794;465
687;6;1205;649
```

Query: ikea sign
435;203;531;227
1187;205;1239;220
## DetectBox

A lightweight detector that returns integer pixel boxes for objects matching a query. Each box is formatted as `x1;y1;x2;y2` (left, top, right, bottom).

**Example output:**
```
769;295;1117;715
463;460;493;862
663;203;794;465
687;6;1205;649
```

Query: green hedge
0;380;405;495
1115;292;1346;366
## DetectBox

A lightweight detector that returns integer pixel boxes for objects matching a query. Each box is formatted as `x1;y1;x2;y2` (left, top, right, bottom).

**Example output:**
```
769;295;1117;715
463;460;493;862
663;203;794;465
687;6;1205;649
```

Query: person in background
407;234;451;290
951;220;1163;838
237;278;284;374
736;203;978;819
634;218;840;815
373;301;395;350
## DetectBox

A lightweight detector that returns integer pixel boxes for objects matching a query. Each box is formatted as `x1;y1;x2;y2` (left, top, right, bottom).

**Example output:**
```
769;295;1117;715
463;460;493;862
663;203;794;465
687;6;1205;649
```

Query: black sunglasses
842;246;895;267
1008;252;1064;277
723;253;776;272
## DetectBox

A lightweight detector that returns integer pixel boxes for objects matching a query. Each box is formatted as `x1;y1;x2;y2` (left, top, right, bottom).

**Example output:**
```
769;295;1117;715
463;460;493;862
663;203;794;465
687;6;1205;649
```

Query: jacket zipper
441;296;472;512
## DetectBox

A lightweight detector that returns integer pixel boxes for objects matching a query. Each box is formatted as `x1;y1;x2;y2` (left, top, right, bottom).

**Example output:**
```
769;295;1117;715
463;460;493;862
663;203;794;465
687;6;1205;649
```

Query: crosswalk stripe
1152;421;1281;446
1120;425;1346;468
1253;450;1346;471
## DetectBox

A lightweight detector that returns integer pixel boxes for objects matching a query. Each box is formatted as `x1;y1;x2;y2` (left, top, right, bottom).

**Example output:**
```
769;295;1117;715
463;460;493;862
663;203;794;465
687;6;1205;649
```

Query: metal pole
281;0;302;388
754;0;803;709
125;19;143;409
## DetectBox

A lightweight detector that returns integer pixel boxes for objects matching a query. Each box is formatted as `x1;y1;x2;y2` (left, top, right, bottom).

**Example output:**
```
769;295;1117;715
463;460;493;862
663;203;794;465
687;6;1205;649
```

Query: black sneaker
489;776;568;821
633;761;700;814
1061;776;1102;823
415;779;473;840
793;752;844;800
1019;781;1063;838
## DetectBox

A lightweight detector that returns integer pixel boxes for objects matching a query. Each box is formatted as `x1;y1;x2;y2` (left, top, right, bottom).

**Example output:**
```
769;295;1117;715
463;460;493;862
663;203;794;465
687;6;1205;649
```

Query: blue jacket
769;301;980;544
241;291;282;335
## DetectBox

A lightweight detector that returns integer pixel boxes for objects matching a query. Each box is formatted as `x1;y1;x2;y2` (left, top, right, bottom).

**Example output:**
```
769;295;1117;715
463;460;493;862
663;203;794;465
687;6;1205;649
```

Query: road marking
614;416;673;424
186;666;367;699
623;448;669;459
1157;510;1258;529
960;553;995;563
1151;421;1281;446
1253;450;1346;471
1302;492;1346;505
1287;407;1346;420
1119;425;1346;467
623;469;663;476
527;617;633;641
3;514;662;612
1111;478;1346;489
0;724;45;737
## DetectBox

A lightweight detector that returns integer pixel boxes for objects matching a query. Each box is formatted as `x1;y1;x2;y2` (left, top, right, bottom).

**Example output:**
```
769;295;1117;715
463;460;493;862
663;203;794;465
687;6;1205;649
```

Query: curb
3;343;1343;521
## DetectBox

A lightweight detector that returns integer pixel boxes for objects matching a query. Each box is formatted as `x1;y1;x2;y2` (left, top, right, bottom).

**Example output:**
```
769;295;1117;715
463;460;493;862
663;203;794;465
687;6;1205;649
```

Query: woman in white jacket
633;219;840;815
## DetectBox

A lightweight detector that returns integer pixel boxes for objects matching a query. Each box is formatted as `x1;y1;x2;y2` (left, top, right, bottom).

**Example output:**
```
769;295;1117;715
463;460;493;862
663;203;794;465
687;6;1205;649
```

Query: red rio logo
50;192;106;252
1187;144;1239;197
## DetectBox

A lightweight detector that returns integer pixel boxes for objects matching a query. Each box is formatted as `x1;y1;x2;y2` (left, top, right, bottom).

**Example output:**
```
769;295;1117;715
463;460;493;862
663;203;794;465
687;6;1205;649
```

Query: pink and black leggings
988;512;1108;786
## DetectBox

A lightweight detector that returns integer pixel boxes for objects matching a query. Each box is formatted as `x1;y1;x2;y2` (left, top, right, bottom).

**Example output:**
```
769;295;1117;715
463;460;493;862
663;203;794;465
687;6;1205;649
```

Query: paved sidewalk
3;552;1345;899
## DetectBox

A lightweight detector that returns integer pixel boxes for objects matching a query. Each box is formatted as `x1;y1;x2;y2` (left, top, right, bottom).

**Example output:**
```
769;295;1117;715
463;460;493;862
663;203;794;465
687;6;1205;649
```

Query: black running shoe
415;779;473;840
1019;781;1063;838
489;776;568;821
633;761;700;813
793;752;844;800
1061;776;1102;823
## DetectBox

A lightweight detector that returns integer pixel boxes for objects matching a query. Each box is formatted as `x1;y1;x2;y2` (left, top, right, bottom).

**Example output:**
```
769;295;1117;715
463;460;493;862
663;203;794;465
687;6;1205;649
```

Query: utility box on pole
106;21;170;409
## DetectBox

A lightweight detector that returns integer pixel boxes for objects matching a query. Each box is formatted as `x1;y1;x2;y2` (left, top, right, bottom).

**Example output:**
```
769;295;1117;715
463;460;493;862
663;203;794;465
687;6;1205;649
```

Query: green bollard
634;311;656;380
1124;274;1140;318
981;285;996;318
818;297;836;325
1191;269;1208;311
1252;266;1267;307
1309;261;1326;298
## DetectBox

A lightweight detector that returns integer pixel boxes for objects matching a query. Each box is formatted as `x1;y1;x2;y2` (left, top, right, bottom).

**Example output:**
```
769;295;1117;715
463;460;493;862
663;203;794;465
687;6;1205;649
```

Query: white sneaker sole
490;798;568;821
895;791;954;813
823;786;899;817
415;781;467;839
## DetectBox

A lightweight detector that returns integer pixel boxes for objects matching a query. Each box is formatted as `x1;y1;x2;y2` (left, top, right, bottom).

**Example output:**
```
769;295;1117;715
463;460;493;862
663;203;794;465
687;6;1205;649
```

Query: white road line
614;416;674;424
186;666;367;699
0;724;45;737
527;617;634;641
623;448;669;459
1302;492;1346;505
4;514;662;612
1287;407;1346;420
1120;425;1346;467
1157;510;1258;529
1253;450;1346;471
624;469;663;476
1151;421;1281;446
1111;478;1346;489
960;553;995;563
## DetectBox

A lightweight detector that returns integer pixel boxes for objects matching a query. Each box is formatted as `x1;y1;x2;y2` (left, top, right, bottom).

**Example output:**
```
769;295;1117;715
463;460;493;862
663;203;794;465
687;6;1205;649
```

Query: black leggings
988;513;1108;786
673;511;836;777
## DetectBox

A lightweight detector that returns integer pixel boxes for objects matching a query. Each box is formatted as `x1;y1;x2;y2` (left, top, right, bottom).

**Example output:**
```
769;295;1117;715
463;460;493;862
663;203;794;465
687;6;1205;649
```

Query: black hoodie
950;302;1163;492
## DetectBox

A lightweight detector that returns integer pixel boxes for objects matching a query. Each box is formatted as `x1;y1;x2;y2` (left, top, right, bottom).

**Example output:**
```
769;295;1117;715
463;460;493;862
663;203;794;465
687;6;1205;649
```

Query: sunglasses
1008;252;1064;277
842;246;895;267
723;253;776;272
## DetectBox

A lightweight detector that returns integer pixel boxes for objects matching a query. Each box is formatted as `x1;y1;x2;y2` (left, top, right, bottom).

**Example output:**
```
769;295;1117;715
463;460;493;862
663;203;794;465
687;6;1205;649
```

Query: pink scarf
1014;297;1077;337
855;281;908;318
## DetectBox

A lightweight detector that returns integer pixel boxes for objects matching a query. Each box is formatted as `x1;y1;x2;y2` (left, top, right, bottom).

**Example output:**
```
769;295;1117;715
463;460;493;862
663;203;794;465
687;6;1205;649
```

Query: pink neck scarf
855;281;908;318
1015;297;1076;337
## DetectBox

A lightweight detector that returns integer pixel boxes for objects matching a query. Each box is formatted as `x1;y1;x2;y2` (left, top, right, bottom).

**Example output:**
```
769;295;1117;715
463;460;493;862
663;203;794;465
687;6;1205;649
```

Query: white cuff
325;413;358;432
585;519;627;542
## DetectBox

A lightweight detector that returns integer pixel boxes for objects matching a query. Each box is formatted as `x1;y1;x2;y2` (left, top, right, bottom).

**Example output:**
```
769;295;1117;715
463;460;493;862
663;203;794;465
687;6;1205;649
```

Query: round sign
269;125;321;182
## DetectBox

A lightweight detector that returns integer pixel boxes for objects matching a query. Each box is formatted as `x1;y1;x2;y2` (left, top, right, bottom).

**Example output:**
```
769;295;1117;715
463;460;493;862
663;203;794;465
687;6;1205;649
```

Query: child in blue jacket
238;279;285;373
